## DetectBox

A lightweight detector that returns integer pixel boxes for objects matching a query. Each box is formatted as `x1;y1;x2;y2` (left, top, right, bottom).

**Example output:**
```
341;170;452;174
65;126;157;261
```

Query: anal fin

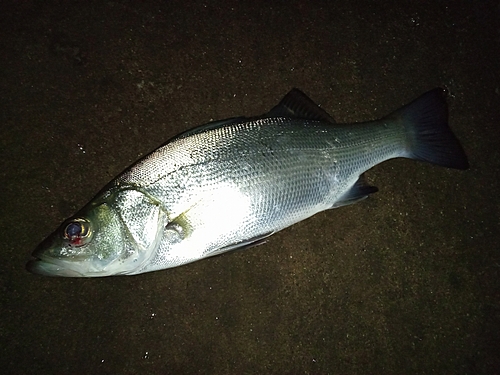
331;176;378;208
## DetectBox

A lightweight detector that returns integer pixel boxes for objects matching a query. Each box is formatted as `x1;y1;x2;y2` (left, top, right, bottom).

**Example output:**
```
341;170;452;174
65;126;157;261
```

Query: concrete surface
1;0;498;374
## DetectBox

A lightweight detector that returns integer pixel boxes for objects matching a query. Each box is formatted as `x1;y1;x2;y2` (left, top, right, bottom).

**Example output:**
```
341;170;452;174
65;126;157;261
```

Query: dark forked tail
388;88;469;170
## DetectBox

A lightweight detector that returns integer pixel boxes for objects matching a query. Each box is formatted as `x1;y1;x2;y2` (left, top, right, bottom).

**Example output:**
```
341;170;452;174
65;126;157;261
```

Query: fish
26;88;469;277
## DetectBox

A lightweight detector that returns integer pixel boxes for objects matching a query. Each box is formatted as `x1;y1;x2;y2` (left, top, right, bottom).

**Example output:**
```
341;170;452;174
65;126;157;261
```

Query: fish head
27;187;165;277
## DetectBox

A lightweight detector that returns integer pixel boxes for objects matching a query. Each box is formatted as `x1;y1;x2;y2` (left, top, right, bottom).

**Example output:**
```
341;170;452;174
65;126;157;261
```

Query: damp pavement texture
1;1;499;374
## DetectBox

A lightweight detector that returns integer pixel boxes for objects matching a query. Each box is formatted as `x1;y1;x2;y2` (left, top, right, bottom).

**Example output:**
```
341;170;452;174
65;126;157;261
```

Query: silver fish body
27;88;468;277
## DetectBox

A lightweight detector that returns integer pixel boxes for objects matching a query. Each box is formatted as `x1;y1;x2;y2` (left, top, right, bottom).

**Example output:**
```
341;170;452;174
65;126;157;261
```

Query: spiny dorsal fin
266;88;336;123
171;89;336;143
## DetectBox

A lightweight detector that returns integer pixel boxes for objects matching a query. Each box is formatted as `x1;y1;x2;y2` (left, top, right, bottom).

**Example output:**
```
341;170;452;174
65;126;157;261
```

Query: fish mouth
27;234;89;277
26;256;86;277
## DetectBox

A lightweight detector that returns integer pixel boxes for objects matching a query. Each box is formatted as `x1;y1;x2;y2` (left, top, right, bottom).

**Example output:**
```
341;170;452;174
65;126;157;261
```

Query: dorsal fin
266;88;336;123
171;89;336;143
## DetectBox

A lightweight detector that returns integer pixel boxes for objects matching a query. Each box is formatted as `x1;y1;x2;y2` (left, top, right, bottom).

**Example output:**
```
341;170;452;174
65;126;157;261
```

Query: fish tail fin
389;88;469;170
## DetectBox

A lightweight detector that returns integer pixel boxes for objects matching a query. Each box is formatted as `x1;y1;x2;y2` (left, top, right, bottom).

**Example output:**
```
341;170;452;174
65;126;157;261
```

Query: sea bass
27;88;468;277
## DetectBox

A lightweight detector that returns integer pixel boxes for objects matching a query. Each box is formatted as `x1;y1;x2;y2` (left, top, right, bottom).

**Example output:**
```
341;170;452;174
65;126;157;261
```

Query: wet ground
1;1;499;374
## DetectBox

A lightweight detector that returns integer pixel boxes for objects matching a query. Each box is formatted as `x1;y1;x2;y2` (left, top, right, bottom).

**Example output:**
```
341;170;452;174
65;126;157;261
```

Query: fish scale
117;119;417;273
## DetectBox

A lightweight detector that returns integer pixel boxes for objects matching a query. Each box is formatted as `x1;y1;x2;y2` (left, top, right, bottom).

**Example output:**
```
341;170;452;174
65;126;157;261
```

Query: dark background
1;1;499;374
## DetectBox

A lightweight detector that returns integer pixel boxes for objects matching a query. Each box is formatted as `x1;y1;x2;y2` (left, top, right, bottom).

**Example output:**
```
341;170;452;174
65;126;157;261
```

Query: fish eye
63;218;92;246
